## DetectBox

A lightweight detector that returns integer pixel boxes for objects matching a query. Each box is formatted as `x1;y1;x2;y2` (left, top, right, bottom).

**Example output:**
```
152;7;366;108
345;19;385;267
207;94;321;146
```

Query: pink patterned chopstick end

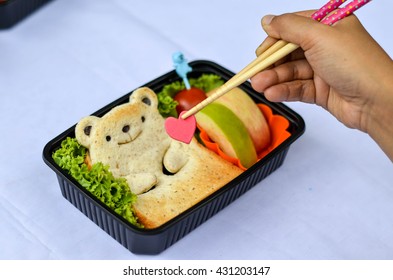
311;0;347;21
321;0;372;25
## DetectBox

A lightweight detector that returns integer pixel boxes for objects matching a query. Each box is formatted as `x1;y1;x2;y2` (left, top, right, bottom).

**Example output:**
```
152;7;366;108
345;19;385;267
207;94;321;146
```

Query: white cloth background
0;0;392;259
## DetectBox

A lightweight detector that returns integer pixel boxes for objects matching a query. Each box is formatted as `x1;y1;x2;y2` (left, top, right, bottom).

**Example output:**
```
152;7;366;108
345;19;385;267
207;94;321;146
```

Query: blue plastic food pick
172;51;192;90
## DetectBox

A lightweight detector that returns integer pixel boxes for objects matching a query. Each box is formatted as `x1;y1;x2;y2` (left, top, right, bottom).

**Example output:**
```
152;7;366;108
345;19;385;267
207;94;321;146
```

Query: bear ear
129;87;158;109
75;116;100;148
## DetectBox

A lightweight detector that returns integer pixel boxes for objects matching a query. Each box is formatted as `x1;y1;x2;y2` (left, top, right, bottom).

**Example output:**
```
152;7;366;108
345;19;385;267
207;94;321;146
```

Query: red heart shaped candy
164;111;196;144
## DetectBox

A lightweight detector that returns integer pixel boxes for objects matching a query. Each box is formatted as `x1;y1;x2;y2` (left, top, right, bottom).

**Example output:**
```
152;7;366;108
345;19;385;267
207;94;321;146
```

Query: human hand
250;12;393;160
251;12;393;132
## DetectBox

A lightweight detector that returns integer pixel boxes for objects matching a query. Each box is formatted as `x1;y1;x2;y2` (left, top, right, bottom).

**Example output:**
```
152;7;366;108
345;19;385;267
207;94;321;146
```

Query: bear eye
84;125;92;136
142;97;151;106
106;135;111;142
122;125;130;133
141;116;145;122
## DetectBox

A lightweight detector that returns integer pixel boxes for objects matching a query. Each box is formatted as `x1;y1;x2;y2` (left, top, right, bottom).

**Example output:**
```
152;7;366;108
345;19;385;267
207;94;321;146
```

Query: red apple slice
207;87;270;152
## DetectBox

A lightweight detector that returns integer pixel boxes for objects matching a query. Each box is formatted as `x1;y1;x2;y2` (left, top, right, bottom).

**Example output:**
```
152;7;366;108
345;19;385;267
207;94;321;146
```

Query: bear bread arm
163;141;189;173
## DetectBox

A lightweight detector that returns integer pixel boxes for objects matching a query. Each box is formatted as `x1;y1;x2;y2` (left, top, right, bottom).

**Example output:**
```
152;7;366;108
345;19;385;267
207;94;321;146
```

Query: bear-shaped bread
75;87;242;228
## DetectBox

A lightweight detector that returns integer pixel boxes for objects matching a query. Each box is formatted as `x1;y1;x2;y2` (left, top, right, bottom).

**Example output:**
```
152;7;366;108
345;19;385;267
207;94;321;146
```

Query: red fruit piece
173;87;206;115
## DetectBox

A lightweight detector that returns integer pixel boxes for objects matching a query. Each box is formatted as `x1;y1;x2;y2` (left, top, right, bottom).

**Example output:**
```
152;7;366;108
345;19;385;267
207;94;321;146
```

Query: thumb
262;13;329;50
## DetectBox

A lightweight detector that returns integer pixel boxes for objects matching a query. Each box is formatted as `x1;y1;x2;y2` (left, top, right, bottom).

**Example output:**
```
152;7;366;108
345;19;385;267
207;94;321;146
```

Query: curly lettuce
189;74;224;93
157;81;184;118
52;137;142;228
156;74;224;118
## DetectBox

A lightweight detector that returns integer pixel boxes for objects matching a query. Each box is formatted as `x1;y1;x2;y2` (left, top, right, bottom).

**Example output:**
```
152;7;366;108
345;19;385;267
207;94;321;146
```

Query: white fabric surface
0;0;392;260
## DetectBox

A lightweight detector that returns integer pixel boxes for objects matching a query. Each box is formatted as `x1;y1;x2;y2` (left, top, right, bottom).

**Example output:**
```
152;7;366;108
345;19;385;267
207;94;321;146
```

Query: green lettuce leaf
189;74;224;93
52;137;142;228
156;74;224;118
156;81;184;118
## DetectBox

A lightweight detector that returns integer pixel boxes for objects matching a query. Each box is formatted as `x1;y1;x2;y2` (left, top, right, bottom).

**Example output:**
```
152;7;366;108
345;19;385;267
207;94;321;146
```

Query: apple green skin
207;87;270;152
196;103;258;169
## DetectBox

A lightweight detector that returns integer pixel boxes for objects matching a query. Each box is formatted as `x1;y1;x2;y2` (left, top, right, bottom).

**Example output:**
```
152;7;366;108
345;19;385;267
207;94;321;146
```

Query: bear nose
122;125;130;133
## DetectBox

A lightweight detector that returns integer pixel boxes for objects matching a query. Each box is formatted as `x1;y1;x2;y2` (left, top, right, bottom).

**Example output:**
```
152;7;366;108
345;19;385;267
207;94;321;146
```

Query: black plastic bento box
0;0;52;29
42;60;305;255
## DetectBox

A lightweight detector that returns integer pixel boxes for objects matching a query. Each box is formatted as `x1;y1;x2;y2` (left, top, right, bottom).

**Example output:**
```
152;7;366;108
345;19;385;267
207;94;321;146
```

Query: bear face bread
75;87;242;228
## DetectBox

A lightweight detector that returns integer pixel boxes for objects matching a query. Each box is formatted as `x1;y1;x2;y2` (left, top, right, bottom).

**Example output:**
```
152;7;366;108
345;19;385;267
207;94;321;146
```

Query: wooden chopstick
181;41;299;119
239;40;288;77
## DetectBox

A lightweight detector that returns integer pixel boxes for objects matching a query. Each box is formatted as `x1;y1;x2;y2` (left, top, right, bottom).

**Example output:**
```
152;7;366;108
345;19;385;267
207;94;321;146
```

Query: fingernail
262;15;275;26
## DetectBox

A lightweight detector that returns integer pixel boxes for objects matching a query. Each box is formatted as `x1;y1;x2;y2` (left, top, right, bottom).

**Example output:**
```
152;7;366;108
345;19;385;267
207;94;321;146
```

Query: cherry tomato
173;87;207;114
